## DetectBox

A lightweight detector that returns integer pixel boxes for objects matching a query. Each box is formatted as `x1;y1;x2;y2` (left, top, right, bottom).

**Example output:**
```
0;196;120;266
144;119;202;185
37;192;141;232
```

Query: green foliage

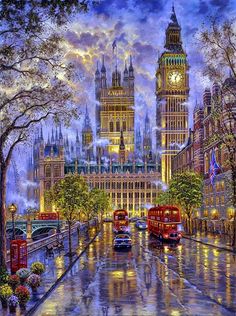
169;172;203;218
89;188;110;219
0;267;9;285
0;284;13;300
155;190;175;206
47;173;89;224
30;262;45;276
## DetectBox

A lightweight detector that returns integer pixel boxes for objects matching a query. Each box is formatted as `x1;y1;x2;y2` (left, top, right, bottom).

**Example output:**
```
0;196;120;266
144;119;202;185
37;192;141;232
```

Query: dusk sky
8;0;236;212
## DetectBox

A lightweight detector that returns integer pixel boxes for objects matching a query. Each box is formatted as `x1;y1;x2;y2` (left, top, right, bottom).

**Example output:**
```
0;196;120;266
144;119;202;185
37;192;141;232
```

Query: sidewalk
0;224;99;316
183;231;235;252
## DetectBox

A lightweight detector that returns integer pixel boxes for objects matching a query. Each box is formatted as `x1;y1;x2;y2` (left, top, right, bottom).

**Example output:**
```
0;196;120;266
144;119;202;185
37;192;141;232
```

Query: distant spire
59;124;63;139
55;128;58;141
76;129;79;142
170;3;179;25
47;133;50;145
51;128;54;143
101;55;106;73
124;60;128;74
129;55;133;71
95;61;100;75
40;126;43;141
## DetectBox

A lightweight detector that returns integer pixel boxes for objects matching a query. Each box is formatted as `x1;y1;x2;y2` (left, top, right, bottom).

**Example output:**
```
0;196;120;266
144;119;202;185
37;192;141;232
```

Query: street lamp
55;207;61;233
8;203;17;240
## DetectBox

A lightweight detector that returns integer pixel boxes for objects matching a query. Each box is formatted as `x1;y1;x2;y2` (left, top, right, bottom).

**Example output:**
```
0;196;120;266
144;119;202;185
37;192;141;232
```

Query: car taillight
178;233;182;237
163;234;168;238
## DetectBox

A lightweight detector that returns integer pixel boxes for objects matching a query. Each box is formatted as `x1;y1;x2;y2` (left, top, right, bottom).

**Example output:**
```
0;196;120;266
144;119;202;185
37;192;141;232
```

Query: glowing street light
8;203;17;240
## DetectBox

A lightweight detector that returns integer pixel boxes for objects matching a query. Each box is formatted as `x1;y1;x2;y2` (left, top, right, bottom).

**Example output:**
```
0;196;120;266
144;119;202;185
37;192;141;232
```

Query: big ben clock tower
156;5;189;183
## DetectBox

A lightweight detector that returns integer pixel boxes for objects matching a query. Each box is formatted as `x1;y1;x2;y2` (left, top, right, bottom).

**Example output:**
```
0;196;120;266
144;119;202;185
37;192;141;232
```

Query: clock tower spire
156;5;189;183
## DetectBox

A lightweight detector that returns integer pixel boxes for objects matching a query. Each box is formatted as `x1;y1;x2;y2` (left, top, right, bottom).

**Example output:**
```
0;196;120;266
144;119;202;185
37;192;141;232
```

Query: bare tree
0;1;95;268
198;18;236;247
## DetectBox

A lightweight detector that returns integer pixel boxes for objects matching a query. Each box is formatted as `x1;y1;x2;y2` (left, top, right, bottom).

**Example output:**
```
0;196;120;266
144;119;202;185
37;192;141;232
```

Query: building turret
193;100;204;174
128;55;134;91
119;130;126;164
203;88;211;117
164;5;183;53
123;61;129;87
51;128;55;144
135;124;142;158
59;124;63;145
101;55;107;89
143;112;152;160
75;130;81;159
82;105;94;161
112;66;121;87
95;61;101;100
40;126;44;144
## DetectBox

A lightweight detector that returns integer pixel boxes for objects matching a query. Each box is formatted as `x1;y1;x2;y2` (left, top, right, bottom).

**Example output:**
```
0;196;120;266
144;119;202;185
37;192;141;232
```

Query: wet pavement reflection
36;223;236;316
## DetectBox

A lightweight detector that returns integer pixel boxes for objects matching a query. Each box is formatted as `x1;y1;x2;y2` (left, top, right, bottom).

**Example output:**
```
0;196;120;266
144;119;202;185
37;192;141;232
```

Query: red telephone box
10;240;27;274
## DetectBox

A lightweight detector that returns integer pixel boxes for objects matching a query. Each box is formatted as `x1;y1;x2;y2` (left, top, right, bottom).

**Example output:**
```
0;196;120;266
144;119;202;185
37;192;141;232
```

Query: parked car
135;220;147;230
113;234;132;249
130;217;139;222
103;218;113;222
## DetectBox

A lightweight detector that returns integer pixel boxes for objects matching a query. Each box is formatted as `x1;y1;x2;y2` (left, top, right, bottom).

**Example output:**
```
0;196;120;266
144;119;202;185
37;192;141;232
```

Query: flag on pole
209;149;220;185
112;40;117;52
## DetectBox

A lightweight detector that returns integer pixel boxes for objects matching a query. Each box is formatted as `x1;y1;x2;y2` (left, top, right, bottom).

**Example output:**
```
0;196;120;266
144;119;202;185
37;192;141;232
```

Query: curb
25;229;100;316
183;235;236;253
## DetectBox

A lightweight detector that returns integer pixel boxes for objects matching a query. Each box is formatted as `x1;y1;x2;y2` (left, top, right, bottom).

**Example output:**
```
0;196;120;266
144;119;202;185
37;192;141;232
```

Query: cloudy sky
8;0;236;211
62;0;236;134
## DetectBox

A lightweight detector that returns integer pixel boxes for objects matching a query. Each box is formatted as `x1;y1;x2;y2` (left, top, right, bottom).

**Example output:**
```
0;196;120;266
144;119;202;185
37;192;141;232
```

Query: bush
0;284;13;300
8;295;19;307
0;267;9;285
30;262;45;275
27;274;41;289
16;268;31;280
8;275;20;288
15;286;30;304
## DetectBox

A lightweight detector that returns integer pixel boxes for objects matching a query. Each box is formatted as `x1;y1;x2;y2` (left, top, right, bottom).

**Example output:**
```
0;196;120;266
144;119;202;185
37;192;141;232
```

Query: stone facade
172;80;235;220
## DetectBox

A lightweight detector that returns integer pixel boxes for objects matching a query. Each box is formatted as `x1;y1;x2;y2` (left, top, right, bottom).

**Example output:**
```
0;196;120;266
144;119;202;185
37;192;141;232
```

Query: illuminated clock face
168;71;183;86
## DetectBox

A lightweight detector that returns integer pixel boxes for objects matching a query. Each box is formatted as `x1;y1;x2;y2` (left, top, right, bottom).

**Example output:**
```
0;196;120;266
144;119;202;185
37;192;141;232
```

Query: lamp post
8;203;17;240
56;207;61;233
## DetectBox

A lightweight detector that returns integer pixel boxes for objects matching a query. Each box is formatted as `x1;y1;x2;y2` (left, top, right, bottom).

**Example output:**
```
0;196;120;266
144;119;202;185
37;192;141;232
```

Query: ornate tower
156;5;189;183
82;105;94;161
143;112;152;160
193;101;204;174
119;130;126;164
98;51;135;155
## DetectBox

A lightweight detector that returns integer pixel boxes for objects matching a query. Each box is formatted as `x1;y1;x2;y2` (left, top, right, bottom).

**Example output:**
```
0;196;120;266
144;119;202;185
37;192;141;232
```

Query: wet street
35;223;236;316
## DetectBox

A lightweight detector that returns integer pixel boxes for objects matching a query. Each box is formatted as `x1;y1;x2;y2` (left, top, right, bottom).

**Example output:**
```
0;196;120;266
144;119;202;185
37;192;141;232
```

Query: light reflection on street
35;223;236;316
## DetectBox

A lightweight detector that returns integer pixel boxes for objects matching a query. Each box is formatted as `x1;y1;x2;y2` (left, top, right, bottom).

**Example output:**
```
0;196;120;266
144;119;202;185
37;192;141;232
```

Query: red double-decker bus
113;210;129;233
148;206;183;242
38;212;58;220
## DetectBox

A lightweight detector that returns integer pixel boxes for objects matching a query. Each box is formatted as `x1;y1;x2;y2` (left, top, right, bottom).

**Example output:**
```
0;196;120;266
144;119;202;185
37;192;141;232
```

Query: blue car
135;220;147;230
113;234;132;249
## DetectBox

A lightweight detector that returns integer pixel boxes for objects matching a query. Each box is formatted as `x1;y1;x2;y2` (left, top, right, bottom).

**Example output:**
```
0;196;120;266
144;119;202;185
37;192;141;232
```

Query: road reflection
36;223;236;316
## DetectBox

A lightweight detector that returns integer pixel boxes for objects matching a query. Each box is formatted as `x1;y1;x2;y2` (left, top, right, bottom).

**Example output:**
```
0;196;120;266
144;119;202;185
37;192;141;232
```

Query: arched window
54;165;61;178
123;121;126;131
204;153;209;174
45;165;51;178
110;121;114;132
116;121;120;132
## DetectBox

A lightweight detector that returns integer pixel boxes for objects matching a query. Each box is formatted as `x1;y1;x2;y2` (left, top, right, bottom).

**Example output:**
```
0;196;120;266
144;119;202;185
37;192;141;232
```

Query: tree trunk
0;165;7;268
68;221;72;257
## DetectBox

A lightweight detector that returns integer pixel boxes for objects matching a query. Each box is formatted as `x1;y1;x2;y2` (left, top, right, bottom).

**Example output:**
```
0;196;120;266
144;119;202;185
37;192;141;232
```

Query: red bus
38;212;58;220
113;210;129;233
148;206;183;242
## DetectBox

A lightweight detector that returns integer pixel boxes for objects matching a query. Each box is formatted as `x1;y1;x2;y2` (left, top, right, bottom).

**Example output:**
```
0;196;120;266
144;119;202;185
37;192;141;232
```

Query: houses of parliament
27;6;189;216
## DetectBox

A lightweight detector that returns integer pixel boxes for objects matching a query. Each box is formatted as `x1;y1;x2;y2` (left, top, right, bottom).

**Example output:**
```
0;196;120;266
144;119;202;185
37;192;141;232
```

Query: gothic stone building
172;80;236;220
